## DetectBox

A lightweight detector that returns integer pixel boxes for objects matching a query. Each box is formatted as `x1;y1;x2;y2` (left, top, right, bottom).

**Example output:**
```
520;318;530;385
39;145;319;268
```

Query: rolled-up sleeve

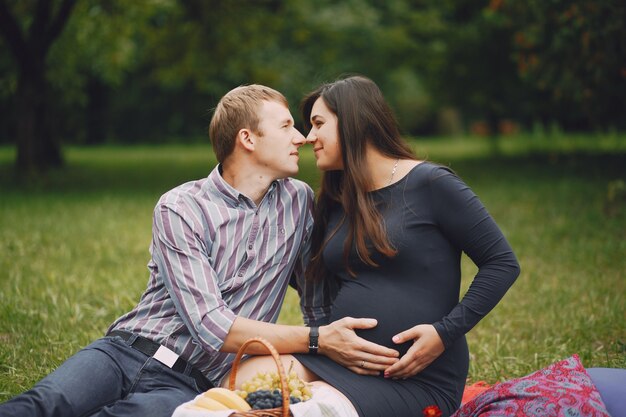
152;203;236;354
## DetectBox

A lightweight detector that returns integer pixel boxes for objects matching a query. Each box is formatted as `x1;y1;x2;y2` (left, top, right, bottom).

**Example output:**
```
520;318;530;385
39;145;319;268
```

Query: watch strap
308;326;319;355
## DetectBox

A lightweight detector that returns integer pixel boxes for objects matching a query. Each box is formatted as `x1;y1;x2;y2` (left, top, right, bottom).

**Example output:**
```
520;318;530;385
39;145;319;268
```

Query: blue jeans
0;334;202;417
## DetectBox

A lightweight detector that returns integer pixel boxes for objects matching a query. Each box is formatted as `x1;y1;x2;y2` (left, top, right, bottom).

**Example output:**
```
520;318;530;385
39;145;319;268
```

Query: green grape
238;360;313;404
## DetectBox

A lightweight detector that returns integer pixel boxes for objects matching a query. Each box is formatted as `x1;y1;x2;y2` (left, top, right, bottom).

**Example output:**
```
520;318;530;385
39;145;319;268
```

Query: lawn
1;134;625;400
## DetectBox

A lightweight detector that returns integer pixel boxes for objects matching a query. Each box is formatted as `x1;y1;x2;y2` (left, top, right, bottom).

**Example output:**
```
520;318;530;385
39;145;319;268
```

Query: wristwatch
308;326;319;355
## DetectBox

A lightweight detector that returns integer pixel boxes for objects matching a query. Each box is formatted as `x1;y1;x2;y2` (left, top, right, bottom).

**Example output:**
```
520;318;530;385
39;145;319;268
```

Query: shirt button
248;245;253;250
279;227;285;234
238;272;243;277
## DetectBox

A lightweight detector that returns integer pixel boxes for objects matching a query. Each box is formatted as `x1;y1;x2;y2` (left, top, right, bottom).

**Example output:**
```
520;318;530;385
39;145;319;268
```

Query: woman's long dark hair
303;76;416;281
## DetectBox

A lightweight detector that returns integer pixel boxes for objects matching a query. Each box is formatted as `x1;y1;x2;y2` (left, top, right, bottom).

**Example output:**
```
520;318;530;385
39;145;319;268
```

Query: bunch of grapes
245;389;302;410
237;362;313;408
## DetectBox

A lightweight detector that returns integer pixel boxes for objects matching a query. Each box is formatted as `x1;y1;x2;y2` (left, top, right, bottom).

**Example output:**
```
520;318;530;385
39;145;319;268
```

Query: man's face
253;100;306;179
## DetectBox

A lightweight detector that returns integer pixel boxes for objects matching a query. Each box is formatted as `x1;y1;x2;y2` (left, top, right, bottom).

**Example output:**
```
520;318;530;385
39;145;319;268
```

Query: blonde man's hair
209;85;288;163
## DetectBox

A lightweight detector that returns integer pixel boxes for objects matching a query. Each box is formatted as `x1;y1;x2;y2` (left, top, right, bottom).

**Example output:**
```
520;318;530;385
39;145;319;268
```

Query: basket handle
228;337;290;417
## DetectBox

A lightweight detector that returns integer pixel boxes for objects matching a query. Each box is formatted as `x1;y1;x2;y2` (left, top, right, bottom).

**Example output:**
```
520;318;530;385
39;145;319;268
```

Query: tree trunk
15;70;63;176
85;76;108;145
0;0;77;177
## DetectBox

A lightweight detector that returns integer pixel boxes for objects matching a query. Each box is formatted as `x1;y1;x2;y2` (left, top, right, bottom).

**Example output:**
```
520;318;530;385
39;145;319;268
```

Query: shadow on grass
439;152;626;180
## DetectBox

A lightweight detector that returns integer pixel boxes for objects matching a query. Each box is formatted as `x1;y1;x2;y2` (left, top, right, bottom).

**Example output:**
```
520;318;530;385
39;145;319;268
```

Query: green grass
1;134;625;400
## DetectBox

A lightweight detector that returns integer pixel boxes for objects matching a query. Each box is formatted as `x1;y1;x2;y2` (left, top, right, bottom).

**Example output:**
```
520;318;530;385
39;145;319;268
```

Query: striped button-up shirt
108;165;323;383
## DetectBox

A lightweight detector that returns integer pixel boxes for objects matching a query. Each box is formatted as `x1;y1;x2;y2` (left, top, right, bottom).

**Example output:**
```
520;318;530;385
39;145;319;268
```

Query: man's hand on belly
319;317;400;376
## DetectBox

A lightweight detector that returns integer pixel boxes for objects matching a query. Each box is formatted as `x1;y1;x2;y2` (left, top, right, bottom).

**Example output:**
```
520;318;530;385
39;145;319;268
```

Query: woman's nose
305;131;317;143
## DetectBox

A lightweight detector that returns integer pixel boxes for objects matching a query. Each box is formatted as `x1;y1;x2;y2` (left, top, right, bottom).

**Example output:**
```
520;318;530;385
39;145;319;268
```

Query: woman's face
307;97;343;171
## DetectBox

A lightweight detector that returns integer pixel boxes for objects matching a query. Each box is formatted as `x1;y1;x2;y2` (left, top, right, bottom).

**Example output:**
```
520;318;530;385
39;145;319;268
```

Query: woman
229;76;520;417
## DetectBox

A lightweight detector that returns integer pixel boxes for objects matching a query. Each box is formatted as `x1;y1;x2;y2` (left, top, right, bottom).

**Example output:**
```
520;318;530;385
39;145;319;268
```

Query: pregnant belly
329;281;445;357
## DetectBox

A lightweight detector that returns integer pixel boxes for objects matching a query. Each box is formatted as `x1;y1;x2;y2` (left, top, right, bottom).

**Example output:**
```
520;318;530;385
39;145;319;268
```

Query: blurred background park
0;0;625;401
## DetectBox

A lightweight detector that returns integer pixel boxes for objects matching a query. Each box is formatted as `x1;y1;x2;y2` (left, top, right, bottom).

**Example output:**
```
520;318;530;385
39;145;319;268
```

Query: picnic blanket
451;355;614;417
172;383;358;417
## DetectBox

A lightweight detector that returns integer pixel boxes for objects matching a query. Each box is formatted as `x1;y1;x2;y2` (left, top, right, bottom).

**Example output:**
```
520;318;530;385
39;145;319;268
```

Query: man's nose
293;129;306;145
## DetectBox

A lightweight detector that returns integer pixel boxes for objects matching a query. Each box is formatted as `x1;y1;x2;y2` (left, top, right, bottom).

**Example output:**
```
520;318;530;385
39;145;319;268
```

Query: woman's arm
385;168;520;378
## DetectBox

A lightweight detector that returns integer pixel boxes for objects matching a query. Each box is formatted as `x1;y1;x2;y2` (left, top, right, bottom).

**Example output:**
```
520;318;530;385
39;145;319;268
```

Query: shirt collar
207;164;280;208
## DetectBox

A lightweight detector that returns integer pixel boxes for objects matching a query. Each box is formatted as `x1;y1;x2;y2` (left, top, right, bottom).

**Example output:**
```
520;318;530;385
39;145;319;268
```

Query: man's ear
237;128;256;152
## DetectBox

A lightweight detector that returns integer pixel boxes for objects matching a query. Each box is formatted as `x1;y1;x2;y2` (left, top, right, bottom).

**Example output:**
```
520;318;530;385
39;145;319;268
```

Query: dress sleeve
429;168;520;349
152;203;236;354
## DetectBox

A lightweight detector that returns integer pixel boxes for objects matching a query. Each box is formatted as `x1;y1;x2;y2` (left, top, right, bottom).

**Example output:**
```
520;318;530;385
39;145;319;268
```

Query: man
0;85;398;417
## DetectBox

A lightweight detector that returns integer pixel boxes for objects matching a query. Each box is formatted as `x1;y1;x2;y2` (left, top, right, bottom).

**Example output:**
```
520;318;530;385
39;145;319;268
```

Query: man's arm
153;203;236;355
222;316;399;375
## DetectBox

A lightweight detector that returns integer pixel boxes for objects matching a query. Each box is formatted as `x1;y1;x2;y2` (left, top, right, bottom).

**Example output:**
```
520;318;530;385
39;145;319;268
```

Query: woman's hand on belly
383;324;445;379
320;317;400;376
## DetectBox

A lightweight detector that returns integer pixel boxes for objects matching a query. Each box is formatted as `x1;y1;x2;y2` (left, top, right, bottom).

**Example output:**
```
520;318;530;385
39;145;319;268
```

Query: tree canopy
1;0;624;176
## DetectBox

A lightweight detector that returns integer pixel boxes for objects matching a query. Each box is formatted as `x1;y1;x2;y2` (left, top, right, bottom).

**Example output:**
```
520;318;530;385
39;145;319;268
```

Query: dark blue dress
295;163;520;417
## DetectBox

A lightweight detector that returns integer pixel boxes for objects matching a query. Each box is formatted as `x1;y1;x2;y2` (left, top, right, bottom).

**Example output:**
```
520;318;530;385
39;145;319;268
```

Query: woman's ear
237;128;256;152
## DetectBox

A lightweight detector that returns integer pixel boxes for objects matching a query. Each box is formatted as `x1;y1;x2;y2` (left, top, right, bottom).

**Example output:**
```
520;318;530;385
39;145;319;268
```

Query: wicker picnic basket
227;337;293;417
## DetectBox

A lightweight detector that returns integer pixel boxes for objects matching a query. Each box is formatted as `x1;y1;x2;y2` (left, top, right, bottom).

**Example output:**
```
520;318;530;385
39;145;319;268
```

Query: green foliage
47;0;181;142
1;0;625;152
498;0;626;129
431;0;529;134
